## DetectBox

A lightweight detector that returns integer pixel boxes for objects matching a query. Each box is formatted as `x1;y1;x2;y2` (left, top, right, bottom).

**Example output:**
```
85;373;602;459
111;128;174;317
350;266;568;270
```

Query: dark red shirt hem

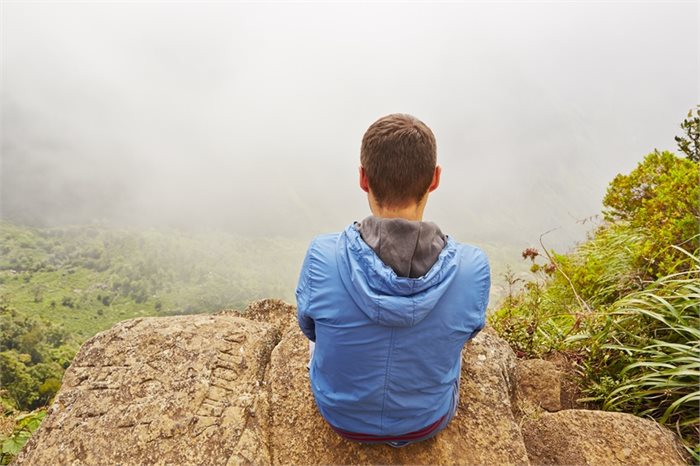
330;415;446;442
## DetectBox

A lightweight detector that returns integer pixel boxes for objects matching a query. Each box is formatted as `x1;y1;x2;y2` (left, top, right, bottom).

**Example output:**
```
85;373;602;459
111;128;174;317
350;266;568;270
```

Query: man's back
297;113;490;443
296;219;490;437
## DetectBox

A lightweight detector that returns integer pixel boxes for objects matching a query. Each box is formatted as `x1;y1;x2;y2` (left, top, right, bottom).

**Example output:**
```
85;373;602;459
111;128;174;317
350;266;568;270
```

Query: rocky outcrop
267;324;528;465
14;313;278;465
521;410;688;465
15;299;688;465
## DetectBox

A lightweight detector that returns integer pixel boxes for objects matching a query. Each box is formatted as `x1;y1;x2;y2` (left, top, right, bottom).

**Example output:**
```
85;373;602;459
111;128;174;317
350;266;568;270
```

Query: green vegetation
491;149;699;458
603;151;698;278
1;410;45;465
0;306;74;411
0;224;306;460
590;265;699;433
676;104;700;162
0;224;305;339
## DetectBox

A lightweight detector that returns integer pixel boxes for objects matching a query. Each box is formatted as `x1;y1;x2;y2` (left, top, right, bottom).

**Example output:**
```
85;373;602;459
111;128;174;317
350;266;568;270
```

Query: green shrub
60;296;75;309
675;105;700;162
603;151;699;278
490;225;646;357
555;225;645;306
0;409;46;465
491;150;700;457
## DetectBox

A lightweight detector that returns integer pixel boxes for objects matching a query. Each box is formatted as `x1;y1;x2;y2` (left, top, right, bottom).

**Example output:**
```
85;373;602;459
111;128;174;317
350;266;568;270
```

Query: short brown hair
360;114;437;207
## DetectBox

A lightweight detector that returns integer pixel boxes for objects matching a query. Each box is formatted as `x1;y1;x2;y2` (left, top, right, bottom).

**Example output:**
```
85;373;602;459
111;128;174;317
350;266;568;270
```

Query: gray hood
356;215;447;278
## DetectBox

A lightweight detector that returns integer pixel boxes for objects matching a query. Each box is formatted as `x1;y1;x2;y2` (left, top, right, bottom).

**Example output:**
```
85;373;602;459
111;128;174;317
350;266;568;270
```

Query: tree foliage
0;305;75;411
603;150;699;278
675;105;700;162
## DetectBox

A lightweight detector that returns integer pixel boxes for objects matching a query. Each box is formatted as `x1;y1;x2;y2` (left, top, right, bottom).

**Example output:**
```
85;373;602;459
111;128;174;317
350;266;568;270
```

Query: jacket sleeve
468;249;491;341
296;241;316;342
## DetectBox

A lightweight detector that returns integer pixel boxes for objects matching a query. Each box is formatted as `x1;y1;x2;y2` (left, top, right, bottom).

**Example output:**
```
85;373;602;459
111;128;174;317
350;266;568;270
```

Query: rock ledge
15;299;687;465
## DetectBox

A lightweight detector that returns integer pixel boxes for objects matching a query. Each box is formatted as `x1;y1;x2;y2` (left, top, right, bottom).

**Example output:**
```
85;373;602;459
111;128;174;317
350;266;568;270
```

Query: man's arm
296;241;316;342
468;249;491;341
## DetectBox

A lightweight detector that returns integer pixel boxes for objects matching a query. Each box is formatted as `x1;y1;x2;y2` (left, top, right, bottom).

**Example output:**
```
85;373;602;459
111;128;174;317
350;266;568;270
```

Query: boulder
515;359;561;413
220;298;297;338
521;409;688;465
268;326;529;465
14;314;278;465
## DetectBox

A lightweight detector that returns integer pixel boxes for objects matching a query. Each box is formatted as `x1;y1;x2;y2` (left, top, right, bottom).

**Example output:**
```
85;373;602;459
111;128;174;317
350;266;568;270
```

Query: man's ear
428;165;441;193
359;166;370;193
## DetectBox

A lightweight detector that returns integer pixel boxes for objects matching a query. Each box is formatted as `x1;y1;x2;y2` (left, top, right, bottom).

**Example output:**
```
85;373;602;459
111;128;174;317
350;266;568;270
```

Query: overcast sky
1;1;697;251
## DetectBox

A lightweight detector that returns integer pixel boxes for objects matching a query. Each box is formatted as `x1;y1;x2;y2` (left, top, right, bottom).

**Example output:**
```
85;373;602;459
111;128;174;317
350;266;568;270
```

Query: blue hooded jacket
296;223;490;436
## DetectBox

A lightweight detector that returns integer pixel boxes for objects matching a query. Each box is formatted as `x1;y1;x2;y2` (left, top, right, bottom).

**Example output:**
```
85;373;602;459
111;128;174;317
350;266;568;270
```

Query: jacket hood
337;223;461;328
357;216;446;279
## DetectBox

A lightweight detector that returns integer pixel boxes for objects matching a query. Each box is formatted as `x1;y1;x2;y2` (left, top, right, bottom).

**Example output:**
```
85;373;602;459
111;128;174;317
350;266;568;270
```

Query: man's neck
369;200;426;222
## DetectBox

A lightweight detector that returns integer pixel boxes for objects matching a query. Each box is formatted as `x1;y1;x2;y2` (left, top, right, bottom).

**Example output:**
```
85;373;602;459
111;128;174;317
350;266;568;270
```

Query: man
296;113;490;446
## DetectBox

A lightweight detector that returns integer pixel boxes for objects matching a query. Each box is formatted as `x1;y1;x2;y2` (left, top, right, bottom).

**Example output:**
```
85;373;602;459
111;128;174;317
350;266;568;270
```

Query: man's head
360;114;440;218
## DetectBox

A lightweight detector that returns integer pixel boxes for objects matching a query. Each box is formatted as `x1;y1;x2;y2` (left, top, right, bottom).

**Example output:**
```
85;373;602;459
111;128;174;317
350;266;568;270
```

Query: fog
1;1;697;252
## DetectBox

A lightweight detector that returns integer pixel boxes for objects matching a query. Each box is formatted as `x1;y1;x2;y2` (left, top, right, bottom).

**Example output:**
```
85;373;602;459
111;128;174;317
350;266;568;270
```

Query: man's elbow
297;314;316;342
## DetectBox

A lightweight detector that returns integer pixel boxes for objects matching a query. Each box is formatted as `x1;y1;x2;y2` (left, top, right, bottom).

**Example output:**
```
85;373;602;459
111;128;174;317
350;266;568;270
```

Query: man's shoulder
448;239;491;311
305;231;343;261
310;231;342;244
308;231;342;248
449;238;489;267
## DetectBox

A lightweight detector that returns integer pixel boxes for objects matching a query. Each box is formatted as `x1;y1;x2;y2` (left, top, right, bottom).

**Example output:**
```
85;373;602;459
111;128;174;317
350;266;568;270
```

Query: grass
592;263;700;458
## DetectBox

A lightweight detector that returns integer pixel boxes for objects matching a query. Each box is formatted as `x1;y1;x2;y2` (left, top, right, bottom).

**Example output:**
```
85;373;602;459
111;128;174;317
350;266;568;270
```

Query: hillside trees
675;105;700;162
0;305;76;411
602;150;699;278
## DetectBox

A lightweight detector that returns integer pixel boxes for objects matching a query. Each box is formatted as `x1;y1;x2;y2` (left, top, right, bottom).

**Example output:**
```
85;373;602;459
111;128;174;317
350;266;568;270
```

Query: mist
1;1;697;252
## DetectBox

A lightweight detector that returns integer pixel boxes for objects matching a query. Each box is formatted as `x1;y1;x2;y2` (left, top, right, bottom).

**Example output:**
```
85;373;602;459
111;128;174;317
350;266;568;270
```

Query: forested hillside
1;225;309;336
